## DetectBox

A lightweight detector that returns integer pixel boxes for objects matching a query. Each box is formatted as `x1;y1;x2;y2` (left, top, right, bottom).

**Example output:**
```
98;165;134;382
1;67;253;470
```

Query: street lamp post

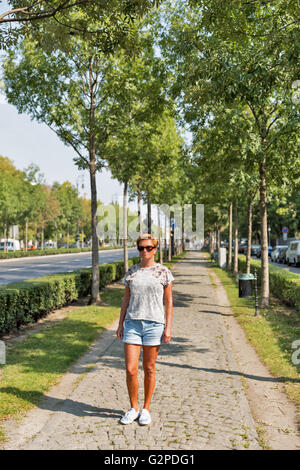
268;225;271;246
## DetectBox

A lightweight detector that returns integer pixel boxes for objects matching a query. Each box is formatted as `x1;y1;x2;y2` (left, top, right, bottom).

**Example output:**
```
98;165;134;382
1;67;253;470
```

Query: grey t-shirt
122;262;174;324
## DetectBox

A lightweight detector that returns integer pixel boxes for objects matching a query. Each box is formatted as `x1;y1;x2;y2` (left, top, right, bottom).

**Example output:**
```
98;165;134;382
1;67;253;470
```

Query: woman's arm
116;285;131;340
162;282;173;343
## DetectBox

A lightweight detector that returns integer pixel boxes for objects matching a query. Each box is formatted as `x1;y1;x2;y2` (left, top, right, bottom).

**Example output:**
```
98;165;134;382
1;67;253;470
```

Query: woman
116;233;174;426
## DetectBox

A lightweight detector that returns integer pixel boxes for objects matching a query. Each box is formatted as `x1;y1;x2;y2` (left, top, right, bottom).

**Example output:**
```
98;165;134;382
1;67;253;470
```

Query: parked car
241;244;248;254
268;246;273;257
251;244;261;256
238;243;248;254
44;241;56;248
256;246;273;258
271;245;288;262
25;245;37;251
278;247;288;264
271;247;280;262
241;245;255;255
286;240;300;266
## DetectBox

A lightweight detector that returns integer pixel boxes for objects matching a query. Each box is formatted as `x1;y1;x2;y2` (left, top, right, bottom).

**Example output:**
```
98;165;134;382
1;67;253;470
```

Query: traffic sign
282;227;289;234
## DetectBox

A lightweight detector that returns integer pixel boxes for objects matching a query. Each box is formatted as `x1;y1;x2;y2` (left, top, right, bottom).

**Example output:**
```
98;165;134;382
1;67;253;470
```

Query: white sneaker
139;408;151;425
120;408;140;425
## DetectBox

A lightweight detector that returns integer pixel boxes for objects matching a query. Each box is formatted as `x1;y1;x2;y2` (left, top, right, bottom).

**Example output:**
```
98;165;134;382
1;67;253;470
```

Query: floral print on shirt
123;263;174;287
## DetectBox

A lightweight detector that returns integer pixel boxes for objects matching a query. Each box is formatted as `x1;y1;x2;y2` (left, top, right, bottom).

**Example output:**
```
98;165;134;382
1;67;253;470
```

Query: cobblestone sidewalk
3;251;262;450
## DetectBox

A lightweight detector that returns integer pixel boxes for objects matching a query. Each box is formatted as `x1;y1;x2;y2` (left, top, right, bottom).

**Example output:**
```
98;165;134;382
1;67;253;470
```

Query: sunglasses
137;245;155;252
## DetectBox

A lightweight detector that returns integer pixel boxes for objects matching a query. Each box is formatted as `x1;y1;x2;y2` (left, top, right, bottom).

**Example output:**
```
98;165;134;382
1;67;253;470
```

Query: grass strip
0;287;123;444
0;252;185;444
208;261;300;425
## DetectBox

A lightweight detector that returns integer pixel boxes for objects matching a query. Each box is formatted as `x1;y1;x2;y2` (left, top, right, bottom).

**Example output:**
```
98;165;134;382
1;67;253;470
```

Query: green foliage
0;156;25;232
0;1;162;50
0;156;93;247
237;256;300;312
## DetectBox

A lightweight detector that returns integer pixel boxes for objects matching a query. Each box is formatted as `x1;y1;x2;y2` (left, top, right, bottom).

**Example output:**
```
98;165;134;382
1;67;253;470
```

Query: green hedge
0;255;142;336
237;256;300;312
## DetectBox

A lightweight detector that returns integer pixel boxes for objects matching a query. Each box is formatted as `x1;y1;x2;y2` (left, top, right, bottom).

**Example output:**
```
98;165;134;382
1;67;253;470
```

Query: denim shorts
122;318;165;346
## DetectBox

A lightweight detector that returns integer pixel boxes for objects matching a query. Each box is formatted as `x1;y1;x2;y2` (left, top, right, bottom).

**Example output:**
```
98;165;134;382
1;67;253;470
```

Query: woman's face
138;239;157;261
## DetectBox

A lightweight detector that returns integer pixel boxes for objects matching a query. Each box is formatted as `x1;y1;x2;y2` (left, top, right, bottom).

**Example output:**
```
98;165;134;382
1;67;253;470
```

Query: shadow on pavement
154;360;300;384
198;310;235;317
0;387;124;418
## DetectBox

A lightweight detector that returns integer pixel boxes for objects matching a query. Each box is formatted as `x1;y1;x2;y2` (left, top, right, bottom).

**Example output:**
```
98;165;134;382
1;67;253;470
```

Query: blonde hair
136;233;158;249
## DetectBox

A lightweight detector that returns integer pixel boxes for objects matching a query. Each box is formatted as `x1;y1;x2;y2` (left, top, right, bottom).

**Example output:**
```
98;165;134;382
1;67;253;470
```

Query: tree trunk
164;212;167;261
157;205;163;264
67;225;69;248
123;181;128;273
182;214;185;252
233;204;239;276
25;219;28;252
137;185;142;237
88;57;100;304
246;201;253;274
147;196;151;234
4;221;7;253
217;226;221;251
41;227;44;250
259;157;269;307
228;203;233;270
209;230;213;256
168;213;172;261
89;159;100;303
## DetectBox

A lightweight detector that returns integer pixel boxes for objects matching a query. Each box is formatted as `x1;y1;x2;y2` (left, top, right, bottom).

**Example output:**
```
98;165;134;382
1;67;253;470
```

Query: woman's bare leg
142;345;160;411
124;343;141;411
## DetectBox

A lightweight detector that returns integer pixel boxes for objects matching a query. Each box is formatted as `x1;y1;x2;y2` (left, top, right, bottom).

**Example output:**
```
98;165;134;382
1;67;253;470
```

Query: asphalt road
0;248;139;285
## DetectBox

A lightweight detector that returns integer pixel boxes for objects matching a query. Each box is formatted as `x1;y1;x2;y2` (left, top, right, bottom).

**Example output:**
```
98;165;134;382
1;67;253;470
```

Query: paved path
3;251;262;450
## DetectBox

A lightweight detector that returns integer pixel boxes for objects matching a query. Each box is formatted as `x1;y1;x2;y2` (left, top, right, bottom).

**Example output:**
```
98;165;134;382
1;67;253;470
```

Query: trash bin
238;273;255;298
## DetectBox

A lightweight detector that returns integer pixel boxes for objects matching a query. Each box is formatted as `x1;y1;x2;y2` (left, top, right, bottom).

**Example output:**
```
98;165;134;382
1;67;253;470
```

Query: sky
0;1;149;219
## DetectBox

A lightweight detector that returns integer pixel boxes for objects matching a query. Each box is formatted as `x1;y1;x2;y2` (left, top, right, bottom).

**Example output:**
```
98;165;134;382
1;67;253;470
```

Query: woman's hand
116;323;124;340
162;326;171;344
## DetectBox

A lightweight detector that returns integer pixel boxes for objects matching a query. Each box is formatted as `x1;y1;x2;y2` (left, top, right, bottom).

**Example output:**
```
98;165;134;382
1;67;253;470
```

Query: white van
0;239;21;251
286;240;300;266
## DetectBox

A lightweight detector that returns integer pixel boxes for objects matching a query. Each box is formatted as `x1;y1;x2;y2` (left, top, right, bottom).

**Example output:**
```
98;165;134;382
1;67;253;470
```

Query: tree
35;184;60;248
52;181;80;247
22;163;46;249
78;196;91;246
102;42;170;268
0;156;25;250
0;1;162;49
3;33;118;303
157;0;300;306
